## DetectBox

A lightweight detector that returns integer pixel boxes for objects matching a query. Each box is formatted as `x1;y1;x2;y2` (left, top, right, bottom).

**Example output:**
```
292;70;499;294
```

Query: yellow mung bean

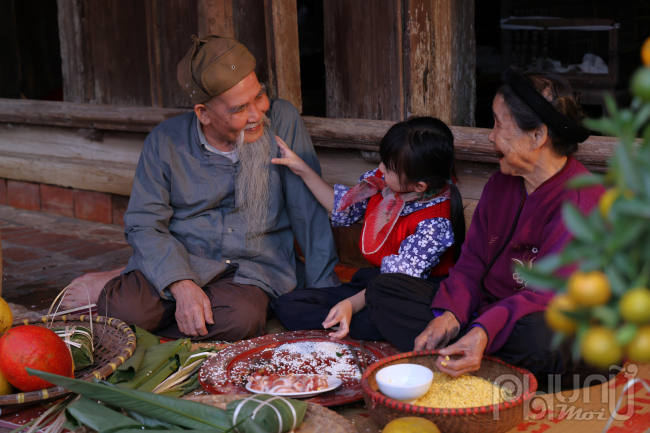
413;373;508;408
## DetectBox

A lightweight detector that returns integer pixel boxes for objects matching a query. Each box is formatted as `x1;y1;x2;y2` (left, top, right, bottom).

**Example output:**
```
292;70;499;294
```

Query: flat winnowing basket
185;394;355;433
360;351;537;433
0;315;136;414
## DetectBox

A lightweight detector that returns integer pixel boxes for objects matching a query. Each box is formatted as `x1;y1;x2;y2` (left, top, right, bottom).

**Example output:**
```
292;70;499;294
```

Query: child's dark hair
379;117;465;261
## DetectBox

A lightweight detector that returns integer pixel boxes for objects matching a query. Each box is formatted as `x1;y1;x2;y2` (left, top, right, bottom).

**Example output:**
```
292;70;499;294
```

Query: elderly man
69;35;339;341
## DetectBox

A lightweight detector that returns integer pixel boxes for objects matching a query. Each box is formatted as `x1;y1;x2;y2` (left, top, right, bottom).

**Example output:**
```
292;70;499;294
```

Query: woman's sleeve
381;218;454;278
330;168;379;227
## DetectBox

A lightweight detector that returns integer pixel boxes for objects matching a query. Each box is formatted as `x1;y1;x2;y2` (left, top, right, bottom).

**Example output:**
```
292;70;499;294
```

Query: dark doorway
297;0;326;117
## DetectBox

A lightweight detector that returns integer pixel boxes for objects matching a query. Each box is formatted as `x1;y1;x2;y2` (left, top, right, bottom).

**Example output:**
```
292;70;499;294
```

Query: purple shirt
432;156;604;352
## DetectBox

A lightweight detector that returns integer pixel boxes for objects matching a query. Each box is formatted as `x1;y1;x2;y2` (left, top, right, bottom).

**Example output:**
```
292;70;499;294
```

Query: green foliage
516;69;650;365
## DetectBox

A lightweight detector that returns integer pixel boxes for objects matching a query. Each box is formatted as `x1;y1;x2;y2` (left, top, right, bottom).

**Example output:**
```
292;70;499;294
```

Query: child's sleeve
380;218;454;278
330;168;379;227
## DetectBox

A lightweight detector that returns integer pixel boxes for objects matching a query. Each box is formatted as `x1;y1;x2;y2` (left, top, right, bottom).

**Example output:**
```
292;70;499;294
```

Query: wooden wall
57;0;302;110
54;0;475;122
324;0;476;126
57;0;198;107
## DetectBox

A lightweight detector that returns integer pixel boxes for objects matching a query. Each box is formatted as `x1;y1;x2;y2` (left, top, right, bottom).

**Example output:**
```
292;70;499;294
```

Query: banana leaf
65;396;145;432
109;326;161;384
153;349;218;397
27;369;231;430
117;339;191;391
53;326;94;370
226;394;307;433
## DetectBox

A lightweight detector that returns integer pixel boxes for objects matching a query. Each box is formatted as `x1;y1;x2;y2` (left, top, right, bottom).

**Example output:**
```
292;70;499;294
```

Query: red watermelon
0;325;74;392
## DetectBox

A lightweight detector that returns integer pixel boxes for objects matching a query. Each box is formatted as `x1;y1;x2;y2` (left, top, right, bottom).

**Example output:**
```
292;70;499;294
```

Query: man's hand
168;279;214;337
271;136;311;177
322;299;354;340
414;311;460;351
436;326;488;377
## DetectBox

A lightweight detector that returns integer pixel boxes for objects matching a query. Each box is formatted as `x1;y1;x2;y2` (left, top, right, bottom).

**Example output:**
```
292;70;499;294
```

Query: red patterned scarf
337;174;451;254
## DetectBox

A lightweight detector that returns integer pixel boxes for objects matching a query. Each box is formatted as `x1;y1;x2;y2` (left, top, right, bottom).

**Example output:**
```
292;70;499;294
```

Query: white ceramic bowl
375;364;434;403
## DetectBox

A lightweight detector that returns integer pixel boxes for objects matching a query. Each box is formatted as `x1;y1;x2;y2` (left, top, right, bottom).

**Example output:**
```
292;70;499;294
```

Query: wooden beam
56;0;86;103
197;0;235;38
431;0;476;126
0;99;621;171
263;0;302;113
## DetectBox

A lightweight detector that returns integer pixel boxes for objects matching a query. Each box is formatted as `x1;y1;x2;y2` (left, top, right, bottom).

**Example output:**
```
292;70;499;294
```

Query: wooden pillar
430;0;476;126
197;0;302;112
263;0;302;113
324;0;475;126
57;0;87;103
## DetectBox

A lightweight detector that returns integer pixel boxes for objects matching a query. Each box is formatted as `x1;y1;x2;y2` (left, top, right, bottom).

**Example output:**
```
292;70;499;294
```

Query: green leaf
566;174;604;189
607;218;647;252
126;410;178;429
616;323;639;346
65;397;144;432
615;142;641;191
616;199;650;219
26;369;230;430
605;265;628;297
562;203;598;243
109;325;161;384
513;265;565;290
632;103;650;132
591;305;620;329
117;339;191;392
532;254;563;274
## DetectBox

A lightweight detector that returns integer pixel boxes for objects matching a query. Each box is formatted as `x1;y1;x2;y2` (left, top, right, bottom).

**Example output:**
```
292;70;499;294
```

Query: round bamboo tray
185;394;355;433
360;350;537;433
0;314;136;414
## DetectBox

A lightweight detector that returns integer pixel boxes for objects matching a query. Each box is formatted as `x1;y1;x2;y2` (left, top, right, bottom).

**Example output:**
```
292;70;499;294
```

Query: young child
272;117;465;341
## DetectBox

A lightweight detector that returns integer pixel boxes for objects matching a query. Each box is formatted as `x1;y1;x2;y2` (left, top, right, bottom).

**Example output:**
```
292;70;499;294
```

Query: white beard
234;115;273;245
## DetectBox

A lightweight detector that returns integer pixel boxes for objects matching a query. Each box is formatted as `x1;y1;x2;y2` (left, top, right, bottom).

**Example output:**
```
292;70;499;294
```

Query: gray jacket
122;98;340;299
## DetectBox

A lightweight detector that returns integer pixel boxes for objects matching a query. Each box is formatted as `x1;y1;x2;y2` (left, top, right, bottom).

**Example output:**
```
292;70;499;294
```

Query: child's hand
271;136;310;176
323;299;354;340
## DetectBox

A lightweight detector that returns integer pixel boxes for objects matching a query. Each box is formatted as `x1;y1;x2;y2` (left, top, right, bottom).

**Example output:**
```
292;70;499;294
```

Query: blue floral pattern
331;168;455;279
381;218;454;278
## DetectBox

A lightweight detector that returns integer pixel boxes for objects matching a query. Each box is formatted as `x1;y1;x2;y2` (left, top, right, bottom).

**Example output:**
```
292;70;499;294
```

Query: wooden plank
263;0;302;112
82;0;152;106
431;0;476;126
323;0;404;120
56;0;85;103
147;0;198;108
402;0;435;118
0;99;188;132
233;0;270;88
197;0;235;38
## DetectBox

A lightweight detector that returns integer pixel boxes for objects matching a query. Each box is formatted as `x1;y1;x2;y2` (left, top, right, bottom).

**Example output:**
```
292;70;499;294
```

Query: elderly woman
364;67;604;384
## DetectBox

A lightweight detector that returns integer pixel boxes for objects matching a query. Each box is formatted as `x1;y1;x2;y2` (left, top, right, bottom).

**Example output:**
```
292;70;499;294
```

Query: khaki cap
177;35;256;104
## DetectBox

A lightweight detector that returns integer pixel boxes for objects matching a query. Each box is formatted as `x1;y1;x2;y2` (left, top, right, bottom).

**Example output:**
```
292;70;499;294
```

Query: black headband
503;66;590;143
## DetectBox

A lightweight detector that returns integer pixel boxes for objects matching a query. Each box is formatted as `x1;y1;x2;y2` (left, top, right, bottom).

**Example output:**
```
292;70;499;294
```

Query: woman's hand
414;311;460;351
322;299;354;340
436;326;488;377
271;136;311;177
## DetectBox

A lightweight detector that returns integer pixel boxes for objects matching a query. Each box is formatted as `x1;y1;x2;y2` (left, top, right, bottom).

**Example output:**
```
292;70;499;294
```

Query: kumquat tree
518;37;650;370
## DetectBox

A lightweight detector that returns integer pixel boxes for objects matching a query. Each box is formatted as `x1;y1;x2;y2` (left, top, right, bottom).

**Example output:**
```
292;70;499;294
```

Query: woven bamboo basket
0;315;136;414
185;394;355;433
361;350;537;433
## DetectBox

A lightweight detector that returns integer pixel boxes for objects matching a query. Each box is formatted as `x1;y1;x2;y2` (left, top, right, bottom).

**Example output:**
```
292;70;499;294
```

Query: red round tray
199;330;400;406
